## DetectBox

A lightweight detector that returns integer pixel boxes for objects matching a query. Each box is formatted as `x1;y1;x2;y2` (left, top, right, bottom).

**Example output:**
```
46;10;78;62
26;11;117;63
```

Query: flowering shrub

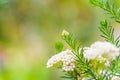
46;0;120;80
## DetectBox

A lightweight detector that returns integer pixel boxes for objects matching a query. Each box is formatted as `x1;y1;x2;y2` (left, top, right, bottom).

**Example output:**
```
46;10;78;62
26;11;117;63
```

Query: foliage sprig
90;0;120;23
99;20;120;47
62;31;101;80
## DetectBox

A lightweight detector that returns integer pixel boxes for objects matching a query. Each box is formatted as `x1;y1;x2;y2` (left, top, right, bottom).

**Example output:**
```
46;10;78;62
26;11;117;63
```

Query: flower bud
62;30;69;36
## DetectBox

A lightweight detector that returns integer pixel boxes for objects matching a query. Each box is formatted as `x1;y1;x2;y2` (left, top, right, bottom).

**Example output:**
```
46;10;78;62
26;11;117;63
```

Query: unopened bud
62;30;69;36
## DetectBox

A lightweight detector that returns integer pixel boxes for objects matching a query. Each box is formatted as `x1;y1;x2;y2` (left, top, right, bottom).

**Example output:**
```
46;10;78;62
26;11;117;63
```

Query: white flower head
84;47;101;60
112;76;120;80
46;49;76;71
83;41;119;60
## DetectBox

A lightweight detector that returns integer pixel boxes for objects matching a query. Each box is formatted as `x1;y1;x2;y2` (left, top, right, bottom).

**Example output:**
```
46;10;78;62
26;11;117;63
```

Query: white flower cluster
112;76;120;80
83;41;119;60
46;49;75;71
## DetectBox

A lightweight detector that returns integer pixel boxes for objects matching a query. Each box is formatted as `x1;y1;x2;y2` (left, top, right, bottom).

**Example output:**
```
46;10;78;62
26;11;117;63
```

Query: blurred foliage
0;0;119;80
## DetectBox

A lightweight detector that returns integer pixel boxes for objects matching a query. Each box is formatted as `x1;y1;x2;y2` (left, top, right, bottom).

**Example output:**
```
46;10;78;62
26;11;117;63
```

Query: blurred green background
0;0;119;80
